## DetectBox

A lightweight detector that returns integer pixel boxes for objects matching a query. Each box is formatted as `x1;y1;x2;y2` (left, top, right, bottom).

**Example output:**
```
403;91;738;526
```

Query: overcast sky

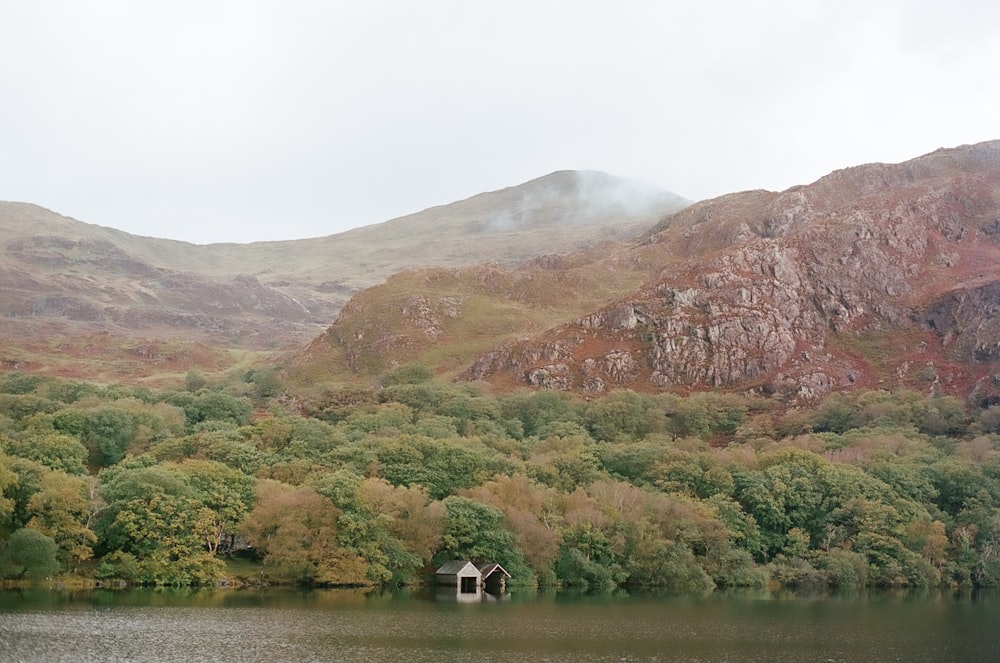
2;1;998;244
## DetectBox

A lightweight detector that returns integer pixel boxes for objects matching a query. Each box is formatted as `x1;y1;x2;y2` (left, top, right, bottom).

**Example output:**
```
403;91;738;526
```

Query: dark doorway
460;576;478;593
483;573;506;594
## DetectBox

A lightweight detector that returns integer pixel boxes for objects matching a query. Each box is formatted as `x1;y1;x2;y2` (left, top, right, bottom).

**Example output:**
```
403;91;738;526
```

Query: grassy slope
1;172;688;384
283;243;660;392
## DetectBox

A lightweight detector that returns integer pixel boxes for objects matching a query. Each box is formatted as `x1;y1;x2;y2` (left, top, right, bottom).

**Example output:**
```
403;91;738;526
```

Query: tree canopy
0;372;997;590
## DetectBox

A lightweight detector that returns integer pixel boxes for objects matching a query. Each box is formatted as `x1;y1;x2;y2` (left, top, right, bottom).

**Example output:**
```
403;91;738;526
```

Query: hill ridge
0;172;687;380
307;140;1000;403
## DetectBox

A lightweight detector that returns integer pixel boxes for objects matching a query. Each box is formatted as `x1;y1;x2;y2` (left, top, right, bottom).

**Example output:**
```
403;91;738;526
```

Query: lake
0;587;996;662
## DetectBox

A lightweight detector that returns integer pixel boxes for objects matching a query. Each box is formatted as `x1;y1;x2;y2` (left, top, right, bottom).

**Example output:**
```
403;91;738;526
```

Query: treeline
1;368;998;591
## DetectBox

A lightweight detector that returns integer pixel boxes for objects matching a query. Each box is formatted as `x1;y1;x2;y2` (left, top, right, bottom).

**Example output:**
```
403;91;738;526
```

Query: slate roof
436;560;512;578
477;562;511;579
435;560;478;575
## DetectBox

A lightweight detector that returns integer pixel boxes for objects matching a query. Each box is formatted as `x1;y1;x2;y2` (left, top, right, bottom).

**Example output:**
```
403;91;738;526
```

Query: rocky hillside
289;249;659;386
315;140;1000;402
0;172;685;379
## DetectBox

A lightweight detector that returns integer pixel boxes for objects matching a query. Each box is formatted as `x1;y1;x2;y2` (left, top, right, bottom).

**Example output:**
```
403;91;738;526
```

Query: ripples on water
0;588;997;663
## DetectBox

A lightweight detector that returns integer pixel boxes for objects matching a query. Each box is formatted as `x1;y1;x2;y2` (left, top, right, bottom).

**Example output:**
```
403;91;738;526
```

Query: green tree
598;441;668;486
26;470;96;568
1;457;47;532
436;495;531;583
500;390;581;439
930;457;984;520
812;392;861;433
333;506;422;585
0;394;61;422
0;452;19;528
169;460;254;555
245;368;281;401
555;526;623;590
0;527;60;579
170;391;253;429
665;393;748;441
917;396;968;437
353;476;443;579
367;434;508;499
96;465;221;585
973;405;1000;435
380;364;433;386
622;518;714;591
733;449;833;559
584;390;659;442
653;447;735;498
2;430;88;475
0;372;42;395
86;407;138;465
184;370;207;392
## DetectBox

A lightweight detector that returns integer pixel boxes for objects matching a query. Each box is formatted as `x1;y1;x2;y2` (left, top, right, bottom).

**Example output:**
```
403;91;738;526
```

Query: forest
1;366;998;592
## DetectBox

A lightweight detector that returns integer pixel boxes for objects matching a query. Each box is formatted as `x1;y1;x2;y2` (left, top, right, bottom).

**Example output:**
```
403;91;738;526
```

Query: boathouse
435;560;511;594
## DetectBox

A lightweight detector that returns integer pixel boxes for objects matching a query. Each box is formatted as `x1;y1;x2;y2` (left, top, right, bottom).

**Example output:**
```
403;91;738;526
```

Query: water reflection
433;586;510;603
0;587;996;663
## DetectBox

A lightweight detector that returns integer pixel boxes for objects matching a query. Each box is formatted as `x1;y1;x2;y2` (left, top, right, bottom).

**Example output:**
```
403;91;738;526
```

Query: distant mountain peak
455;170;688;234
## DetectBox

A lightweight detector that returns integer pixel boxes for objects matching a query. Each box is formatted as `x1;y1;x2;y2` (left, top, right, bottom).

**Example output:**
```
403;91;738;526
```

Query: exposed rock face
925;282;1000;360
460;141;1000;399
329;289;467;372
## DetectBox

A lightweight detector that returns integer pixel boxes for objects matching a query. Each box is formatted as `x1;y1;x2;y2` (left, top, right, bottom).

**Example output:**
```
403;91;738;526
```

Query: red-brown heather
319;141;1000;403
5;142;1000;404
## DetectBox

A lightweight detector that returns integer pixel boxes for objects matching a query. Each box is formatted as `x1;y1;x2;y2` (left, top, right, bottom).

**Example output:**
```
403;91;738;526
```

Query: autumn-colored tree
356;476;443;564
464;474;562;577
240;479;368;585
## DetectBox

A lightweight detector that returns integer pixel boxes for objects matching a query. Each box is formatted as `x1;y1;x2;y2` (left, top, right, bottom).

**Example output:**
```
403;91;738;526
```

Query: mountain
306;140;1000;403
0;172;687;380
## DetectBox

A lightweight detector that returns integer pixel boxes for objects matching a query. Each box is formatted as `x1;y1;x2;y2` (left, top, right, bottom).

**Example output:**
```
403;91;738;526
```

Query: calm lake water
0;587;996;662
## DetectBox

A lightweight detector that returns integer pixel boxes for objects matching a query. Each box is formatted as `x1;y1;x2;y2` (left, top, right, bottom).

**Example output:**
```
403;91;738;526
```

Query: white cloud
1;0;997;243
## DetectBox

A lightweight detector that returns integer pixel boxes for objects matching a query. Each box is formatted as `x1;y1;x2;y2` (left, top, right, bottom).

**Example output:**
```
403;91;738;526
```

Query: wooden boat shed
435;560;511;593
